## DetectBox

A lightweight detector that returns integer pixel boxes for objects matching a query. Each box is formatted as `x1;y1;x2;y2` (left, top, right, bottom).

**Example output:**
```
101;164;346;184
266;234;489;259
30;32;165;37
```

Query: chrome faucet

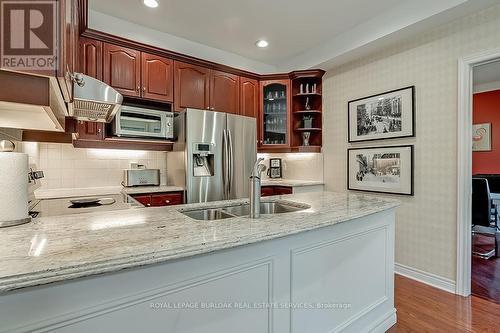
249;158;267;218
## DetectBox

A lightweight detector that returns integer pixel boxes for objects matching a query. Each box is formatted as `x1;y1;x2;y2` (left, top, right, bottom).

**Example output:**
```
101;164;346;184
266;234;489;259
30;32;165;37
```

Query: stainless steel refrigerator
167;109;257;204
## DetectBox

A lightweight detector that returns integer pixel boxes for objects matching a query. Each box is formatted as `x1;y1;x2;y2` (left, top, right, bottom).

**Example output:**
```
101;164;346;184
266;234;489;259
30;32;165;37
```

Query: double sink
180;201;310;221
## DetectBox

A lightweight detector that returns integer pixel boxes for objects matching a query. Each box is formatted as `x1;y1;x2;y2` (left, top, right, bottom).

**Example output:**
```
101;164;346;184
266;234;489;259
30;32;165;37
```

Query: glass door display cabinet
260;79;291;148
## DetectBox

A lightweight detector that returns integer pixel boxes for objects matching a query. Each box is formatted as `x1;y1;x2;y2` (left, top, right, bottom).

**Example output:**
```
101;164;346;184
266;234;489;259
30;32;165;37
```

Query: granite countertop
0;191;399;293
121;185;184;195
261;179;324;187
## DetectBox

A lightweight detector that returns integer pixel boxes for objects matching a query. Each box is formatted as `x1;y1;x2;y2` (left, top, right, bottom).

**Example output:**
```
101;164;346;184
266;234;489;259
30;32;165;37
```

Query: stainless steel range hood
69;73;123;122
0;69;123;132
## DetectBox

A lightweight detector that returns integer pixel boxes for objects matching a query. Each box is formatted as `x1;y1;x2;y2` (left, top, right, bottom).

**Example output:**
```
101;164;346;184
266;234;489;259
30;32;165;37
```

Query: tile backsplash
21;142;168;190
257;153;323;181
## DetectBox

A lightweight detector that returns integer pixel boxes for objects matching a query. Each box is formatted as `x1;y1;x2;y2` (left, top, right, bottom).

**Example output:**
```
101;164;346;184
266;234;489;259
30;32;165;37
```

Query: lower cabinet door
132;194;152;207
261;186;275;197
151;192;184;206
274;186;293;195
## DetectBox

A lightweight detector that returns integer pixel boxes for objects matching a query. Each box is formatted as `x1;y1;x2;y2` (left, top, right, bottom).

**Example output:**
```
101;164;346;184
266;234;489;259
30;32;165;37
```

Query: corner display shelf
290;70;325;150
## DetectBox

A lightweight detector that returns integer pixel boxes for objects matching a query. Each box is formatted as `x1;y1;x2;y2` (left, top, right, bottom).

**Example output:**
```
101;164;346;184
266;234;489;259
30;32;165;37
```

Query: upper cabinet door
240;77;259;118
103;43;141;97
260;79;291;148
210;70;240;114
79;38;102;80
141;53;174;102
174;61;210;112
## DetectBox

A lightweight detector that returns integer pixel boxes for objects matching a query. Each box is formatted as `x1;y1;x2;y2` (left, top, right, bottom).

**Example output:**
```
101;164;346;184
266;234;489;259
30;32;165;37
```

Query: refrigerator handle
228;129;234;197
222;129;229;199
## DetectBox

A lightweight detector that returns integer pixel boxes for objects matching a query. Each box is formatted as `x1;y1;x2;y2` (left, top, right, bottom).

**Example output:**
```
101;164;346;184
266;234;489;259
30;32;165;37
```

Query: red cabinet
174;61;211;111
240;77;259;118
174;61;241;113
131;192;184;207
210;70;239;114
261;186;293;196
75;120;104;140
79;37;102;80
103;43;141;97
141;53;174;102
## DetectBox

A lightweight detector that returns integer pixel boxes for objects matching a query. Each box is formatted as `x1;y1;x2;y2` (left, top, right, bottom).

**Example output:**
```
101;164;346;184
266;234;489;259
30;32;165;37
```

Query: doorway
457;48;500;298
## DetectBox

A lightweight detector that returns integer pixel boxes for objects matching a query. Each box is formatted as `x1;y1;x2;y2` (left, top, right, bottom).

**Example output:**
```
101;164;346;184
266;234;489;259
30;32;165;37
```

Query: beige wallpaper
323;4;500;281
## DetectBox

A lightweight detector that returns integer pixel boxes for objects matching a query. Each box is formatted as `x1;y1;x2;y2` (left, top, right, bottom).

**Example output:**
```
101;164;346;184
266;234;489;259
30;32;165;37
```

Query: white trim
395;263;456;294
365;309;397;333
456;47;500;297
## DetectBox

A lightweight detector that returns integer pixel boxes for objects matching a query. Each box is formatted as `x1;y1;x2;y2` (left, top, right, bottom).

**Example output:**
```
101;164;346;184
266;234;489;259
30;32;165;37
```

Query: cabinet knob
165;200;170;204
211;107;215;111
142;86;146;92
206;107;210;110
146;203;151;207
136;86;140;92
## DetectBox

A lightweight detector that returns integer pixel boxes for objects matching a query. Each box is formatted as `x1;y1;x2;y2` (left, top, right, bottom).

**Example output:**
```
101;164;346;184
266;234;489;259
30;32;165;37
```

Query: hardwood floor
472;234;500;303
387;275;500;332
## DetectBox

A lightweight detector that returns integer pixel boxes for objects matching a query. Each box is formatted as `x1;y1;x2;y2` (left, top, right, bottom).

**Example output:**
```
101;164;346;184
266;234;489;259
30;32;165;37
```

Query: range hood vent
70;73;123;123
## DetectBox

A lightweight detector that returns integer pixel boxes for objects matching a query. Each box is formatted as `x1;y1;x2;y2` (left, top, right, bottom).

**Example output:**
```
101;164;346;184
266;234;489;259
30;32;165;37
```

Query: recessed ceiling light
256;40;269;48
143;0;159;8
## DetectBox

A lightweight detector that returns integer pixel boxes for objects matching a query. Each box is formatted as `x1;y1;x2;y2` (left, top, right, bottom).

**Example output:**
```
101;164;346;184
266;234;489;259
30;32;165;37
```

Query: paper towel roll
0;152;29;222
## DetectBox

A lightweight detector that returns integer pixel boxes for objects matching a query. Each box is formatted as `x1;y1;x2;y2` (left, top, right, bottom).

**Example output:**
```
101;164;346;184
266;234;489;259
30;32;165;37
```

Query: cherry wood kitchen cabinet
174;61;211;111
75;120;104;140
130;192;184;207
210;70;239;114
141;53;174;103
174;61;240;113
79;37;102;80
103;43;141;97
261;186;293;197
239;77;259;118
259;79;291;149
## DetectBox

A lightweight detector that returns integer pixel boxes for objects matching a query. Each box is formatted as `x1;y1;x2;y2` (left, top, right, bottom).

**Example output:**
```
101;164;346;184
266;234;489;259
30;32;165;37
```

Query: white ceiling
473;60;500;93
89;0;498;73
90;0;403;64
474;60;500;85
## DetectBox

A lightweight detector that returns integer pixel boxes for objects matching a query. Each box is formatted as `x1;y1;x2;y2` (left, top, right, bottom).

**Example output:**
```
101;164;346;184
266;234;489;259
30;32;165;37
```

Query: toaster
122;169;160;187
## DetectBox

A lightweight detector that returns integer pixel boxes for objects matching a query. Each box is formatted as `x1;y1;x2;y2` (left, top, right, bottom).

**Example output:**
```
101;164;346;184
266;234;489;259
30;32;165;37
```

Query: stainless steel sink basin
181;208;235;221
224;201;308;216
180;201;310;220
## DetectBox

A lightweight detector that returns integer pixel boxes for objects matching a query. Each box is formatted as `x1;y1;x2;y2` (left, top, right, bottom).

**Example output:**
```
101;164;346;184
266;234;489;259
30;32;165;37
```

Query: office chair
472;177;500;259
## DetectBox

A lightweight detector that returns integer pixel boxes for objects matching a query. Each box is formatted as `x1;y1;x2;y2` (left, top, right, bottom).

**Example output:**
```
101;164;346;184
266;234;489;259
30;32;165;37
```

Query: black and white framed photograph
347;145;414;195
348;86;415;142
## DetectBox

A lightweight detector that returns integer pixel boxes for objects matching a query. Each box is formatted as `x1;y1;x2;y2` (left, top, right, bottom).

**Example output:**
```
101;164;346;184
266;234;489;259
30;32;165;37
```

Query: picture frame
348;86;415;143
347;145;414;196
472;123;492;152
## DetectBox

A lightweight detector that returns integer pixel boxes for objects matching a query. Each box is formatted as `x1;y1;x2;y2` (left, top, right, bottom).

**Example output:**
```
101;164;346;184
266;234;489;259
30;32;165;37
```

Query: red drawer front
150;192;184;206
274;186;293;195
261;186;275;197
132;194;152;207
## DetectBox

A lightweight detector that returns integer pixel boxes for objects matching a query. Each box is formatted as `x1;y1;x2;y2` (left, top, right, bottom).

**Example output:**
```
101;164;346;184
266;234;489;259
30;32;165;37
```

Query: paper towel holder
0;140;32;228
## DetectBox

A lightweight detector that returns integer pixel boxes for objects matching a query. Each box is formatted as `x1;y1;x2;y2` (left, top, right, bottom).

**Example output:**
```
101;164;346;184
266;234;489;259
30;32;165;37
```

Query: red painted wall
472;90;500;174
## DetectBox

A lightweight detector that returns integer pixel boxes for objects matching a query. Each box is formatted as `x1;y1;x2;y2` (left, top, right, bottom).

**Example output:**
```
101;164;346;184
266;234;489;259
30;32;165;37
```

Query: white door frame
456;47;500;296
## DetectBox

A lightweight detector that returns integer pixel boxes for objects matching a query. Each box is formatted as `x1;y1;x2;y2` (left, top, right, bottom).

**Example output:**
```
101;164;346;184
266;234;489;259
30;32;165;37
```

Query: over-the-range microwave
113;105;174;139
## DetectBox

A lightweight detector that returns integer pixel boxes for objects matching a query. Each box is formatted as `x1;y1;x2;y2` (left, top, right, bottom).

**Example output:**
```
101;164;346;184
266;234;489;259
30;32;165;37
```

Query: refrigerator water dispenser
192;143;214;177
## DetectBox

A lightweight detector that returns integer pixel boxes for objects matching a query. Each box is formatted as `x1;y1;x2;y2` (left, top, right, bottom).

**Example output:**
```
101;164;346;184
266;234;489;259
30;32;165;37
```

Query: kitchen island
0;191;399;333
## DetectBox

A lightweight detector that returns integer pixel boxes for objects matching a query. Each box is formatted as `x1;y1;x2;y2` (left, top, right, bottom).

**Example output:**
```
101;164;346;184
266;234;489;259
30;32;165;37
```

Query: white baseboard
395;263;456;294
